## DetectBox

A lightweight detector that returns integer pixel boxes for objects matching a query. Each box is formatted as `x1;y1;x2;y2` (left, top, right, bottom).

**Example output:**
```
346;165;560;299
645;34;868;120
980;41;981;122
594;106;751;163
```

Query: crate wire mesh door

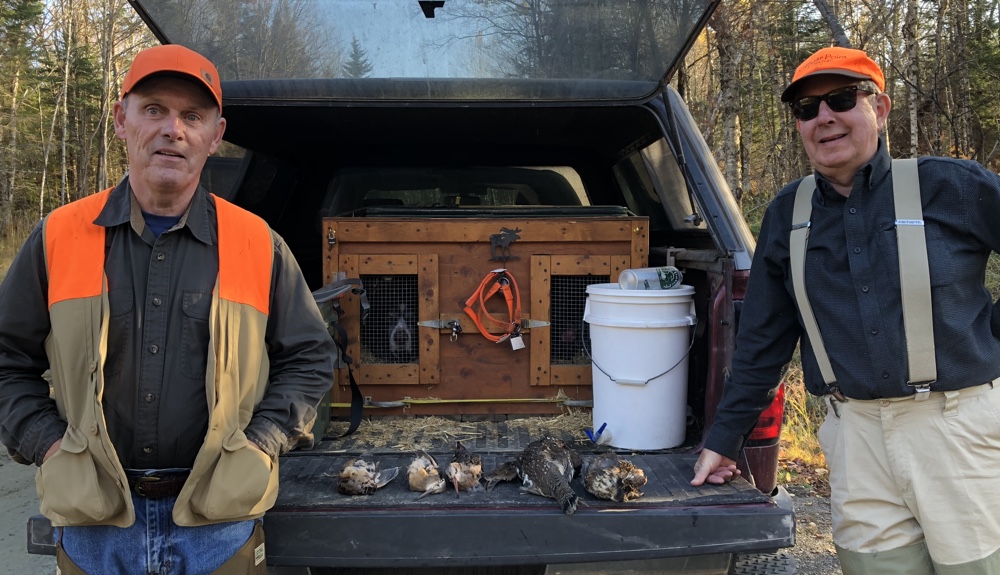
550;275;608;365
360;275;420;365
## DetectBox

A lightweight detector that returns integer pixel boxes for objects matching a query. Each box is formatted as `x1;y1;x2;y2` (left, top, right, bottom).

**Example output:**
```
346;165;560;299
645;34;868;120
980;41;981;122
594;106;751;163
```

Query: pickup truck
28;1;796;573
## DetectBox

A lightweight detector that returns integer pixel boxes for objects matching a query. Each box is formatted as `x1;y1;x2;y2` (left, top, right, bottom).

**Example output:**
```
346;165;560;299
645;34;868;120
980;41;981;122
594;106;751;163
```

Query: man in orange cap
0;44;335;574
693;46;1000;574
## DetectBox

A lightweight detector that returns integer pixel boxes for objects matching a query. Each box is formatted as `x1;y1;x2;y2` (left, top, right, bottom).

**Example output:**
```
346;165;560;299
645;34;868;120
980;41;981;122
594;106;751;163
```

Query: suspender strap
788;159;936;394
791;176;838;385
891;158;936;390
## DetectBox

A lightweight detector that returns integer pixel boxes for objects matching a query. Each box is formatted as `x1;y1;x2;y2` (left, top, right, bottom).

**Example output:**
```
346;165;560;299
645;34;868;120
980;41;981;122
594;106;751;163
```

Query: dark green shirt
0;178;335;467
707;141;1000;460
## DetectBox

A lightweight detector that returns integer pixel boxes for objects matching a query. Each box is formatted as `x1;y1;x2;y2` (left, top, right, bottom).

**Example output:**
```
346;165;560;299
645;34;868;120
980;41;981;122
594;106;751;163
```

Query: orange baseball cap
121;44;222;110
781;47;884;102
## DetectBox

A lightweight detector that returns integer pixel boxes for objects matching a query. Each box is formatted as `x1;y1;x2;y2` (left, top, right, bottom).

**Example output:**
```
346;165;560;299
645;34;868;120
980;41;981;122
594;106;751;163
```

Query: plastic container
583;283;696;450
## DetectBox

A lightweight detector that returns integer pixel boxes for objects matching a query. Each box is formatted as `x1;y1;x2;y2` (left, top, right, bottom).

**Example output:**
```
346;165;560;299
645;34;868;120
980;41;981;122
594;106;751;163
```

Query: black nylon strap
313;279;367;438
328;314;364;438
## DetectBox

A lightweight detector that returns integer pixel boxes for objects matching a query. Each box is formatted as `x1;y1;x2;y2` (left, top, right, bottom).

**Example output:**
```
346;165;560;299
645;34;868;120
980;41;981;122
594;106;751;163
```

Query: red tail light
748;382;785;441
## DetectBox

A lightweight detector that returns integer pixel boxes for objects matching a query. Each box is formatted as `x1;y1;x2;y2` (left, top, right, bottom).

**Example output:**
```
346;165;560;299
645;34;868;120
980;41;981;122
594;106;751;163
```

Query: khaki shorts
57;520;266;575
818;379;1000;566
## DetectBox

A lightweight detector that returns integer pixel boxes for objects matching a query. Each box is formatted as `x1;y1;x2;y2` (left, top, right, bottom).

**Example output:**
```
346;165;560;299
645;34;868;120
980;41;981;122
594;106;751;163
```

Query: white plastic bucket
583;283;696;450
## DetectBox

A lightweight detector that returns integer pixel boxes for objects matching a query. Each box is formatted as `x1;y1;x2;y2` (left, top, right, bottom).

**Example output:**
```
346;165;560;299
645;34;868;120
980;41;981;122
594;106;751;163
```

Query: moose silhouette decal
489;227;521;261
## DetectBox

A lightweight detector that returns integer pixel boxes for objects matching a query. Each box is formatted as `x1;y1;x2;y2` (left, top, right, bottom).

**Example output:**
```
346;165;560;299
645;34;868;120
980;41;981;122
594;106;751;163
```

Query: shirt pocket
104;288;133;378
877;226;956;288
180;290;212;379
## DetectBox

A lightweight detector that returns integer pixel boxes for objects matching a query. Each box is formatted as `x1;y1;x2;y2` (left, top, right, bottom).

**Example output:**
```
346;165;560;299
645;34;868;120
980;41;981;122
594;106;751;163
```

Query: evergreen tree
341;35;374;78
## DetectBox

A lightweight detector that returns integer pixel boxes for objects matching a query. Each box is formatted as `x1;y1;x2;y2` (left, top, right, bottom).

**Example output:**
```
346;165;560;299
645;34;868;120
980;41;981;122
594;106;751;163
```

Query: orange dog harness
463;269;523;344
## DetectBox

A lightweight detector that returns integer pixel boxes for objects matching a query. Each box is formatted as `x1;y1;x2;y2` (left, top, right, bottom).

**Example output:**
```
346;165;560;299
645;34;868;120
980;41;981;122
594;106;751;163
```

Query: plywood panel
322;215;647;415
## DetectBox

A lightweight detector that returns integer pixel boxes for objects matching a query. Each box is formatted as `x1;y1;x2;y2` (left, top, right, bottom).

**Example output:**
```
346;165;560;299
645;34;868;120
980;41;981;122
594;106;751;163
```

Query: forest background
1;0;999;469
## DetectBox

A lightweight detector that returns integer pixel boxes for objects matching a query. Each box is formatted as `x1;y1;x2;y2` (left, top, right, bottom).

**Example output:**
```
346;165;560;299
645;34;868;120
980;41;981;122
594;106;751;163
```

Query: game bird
484;436;582;515
338;457;399;496
443;441;484;497
582;450;647;502
407;450;447;499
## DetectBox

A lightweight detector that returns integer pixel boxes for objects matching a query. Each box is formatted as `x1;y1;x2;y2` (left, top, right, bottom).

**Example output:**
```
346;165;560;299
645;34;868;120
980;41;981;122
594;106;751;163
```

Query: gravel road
787;483;841;574
0;453;55;574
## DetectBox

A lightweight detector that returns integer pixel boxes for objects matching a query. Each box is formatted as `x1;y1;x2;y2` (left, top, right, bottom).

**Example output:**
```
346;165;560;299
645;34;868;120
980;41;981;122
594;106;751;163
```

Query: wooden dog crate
322;210;649;416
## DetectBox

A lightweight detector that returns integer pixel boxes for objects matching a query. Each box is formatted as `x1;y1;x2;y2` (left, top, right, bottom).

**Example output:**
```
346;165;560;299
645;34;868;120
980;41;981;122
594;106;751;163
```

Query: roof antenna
419;0;445;18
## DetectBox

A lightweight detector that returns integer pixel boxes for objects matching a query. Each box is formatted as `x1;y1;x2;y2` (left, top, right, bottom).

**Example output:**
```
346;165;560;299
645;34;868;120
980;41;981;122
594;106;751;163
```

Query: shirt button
882;372;890;379
153;297;162;306
849;207;857;214
853;247;861;254
156;252;165;261
870;328;878;335
144;393;155;403
143;446;152;454
861;286;869;293
150;345;159;354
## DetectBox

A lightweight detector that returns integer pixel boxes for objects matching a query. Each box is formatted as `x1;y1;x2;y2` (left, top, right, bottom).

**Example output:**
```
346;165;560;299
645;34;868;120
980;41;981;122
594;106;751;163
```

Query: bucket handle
581;314;697;386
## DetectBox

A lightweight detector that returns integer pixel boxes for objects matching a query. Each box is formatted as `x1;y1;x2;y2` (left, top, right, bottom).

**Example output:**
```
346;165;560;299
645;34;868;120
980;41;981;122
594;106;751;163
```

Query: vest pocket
36;427;126;524
190;429;274;521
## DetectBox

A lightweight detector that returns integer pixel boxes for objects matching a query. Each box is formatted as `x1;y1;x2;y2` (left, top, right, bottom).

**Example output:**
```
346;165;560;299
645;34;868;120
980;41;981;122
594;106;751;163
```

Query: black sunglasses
789;85;872;121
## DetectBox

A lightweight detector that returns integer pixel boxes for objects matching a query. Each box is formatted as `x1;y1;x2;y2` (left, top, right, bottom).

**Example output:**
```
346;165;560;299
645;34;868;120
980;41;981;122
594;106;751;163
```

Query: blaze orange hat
781;47;884;102
121;44;222;110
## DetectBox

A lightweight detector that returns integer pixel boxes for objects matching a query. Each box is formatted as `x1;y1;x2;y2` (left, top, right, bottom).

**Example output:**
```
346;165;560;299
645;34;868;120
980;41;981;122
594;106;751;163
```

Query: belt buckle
133;476;162;497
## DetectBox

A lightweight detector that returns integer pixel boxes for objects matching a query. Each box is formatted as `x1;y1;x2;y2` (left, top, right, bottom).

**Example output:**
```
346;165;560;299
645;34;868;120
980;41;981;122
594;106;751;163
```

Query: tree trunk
952;0;971;158
60;3;73;206
904;0;920;156
812;0;852;47
710;3;743;201
929;0;948;154
2;71;20;235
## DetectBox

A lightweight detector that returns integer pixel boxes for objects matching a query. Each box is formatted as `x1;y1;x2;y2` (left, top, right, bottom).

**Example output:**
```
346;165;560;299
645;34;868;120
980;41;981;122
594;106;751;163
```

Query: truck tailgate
267;425;793;568
26;423;794;567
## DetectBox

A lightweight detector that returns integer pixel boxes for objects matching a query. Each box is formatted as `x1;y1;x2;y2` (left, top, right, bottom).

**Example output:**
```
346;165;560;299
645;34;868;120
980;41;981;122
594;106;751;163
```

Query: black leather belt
126;473;189;499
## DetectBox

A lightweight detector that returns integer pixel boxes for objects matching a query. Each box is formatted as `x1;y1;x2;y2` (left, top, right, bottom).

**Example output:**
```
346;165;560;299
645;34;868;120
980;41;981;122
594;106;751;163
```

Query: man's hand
42;439;61;464
690;448;741;486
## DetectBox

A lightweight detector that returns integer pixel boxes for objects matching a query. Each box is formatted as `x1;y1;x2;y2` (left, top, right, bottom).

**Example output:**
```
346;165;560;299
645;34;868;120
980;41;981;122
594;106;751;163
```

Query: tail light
748;382;785;442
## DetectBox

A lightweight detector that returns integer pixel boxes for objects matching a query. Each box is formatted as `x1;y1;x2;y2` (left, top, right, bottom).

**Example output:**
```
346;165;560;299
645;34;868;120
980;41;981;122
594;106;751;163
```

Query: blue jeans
57;491;254;575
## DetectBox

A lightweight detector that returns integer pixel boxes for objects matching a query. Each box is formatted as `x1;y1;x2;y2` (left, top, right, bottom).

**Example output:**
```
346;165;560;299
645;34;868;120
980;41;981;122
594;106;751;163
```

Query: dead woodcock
485;436;583;515
338;457;400;496
443;441;484;497
582;450;647;502
407;450;447;499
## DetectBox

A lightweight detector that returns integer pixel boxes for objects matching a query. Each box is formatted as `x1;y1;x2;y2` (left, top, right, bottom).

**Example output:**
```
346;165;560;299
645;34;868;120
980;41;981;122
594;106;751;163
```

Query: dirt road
787;484;841;574
0;452;55;574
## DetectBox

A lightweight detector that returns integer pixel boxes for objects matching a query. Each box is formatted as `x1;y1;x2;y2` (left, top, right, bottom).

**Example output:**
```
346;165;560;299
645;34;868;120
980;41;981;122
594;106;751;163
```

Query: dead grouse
582;450;647;502
484;436;582;515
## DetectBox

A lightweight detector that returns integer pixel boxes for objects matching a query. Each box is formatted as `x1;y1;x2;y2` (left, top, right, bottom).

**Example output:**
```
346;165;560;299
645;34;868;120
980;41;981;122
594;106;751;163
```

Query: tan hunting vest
38;187;278;527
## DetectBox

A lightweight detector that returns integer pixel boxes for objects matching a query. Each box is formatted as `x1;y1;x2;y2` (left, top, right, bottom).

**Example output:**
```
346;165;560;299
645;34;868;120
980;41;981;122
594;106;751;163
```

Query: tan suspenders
790;159;936;398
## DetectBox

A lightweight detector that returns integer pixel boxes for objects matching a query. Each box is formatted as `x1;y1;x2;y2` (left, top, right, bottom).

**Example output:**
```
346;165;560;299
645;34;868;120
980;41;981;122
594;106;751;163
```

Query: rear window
131;0;716;100
323;166;587;216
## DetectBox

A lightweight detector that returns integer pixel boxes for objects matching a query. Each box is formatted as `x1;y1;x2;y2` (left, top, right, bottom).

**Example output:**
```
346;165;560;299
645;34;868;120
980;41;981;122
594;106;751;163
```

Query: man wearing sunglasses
692;46;1000;574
